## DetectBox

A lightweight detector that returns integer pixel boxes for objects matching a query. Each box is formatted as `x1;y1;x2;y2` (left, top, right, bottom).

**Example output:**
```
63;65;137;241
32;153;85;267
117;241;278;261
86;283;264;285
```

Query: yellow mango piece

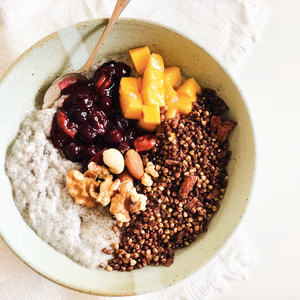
119;77;139;92
137;77;143;93
177;78;201;102
120;98;142;119
119;89;142;120
164;66;181;88
142;105;161;125
142;69;164;90
165;107;178;120
142;87;165;107
164;81;178;107
138;115;157;132
146;53;164;72
129;46;151;74
174;94;193;114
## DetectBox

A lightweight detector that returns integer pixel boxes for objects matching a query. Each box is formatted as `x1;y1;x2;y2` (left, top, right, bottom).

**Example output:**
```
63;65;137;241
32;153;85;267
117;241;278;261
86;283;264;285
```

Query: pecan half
165;159;180;166
184;197;202;214
217;120;237;142
210;115;236;142
179;175;198;199
207;188;220;200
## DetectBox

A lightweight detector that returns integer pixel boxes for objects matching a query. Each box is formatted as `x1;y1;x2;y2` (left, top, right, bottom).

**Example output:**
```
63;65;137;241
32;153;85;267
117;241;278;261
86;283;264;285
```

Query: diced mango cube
165;107;178;120
177;78;201;102
142;105;161;125
146;53;164;72
164;81;178;107
142;69;164;90
137;77;143;93
119;77;139;92
164;66;181;88
119;78;143;120
138;116;157;132
119;90;143;120
129;46;151;74
174;94;193;114
142;87;165;107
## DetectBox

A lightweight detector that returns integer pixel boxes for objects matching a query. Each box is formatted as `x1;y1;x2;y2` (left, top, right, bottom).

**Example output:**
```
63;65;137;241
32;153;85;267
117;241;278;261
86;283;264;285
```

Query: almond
125;149;144;180
117;168;134;183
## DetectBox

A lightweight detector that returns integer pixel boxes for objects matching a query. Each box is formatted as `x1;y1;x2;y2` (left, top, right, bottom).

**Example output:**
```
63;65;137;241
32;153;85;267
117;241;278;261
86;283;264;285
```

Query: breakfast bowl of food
0;18;255;296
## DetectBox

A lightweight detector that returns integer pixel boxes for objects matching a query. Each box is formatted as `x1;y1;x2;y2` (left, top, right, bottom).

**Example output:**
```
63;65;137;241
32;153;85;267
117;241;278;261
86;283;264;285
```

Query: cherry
114;114;130;132
93;62;116;82
88;110;109;132
98;96;113;111
79;125;98;144
50;121;71;149
70;108;87;124
106;129;123;144
82;145;99;160
124;128;136;143
115;62;131;78
64;142;82;162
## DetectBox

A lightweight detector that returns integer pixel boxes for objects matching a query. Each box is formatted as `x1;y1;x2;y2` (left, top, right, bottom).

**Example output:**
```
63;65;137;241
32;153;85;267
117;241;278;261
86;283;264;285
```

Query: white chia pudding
5;107;119;269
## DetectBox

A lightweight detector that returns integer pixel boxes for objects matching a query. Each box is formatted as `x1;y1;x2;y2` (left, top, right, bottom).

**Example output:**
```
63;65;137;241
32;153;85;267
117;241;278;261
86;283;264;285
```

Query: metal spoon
43;0;131;109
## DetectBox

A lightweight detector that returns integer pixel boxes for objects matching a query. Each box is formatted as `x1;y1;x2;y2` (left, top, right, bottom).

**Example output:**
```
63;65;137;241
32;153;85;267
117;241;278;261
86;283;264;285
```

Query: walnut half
66;170;99;208
66;163;119;208
110;181;147;222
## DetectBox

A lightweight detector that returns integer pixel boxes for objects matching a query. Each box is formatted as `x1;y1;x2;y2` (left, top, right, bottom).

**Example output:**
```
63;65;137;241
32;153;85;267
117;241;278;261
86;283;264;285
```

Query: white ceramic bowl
0;18;255;296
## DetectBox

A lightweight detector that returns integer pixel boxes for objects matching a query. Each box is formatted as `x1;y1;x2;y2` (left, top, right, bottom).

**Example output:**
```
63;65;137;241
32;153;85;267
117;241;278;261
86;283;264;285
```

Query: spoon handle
79;0;131;74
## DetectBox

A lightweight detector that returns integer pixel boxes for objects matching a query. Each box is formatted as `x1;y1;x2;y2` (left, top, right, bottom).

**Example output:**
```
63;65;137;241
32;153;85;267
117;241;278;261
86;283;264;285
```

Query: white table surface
209;0;300;299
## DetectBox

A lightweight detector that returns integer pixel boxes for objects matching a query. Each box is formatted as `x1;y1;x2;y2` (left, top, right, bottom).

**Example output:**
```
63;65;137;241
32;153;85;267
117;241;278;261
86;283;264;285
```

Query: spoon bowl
43;0;131;109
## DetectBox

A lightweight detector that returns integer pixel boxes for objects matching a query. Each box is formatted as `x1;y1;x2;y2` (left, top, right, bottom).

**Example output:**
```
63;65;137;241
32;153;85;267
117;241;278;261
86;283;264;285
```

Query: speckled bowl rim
0;17;256;296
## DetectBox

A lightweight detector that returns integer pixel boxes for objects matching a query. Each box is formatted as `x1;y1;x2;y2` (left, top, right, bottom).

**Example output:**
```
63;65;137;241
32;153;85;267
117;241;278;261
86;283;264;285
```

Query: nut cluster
107;89;236;271
66;161;147;222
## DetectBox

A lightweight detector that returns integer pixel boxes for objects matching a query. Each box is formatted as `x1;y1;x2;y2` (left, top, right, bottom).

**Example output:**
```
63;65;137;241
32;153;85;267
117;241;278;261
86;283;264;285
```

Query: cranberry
94;74;113;94
106;129;123;144
79;125;98;144
93;62;116;82
115;62;131;78
98;96;113;110
64;142;82;162
114;114;130;132
50;121;71;149
117;141;130;154
82;145;98;160
94;65;116;95
88;110;109;132
70;108;87;123
124;128;136;143
72;92;93;109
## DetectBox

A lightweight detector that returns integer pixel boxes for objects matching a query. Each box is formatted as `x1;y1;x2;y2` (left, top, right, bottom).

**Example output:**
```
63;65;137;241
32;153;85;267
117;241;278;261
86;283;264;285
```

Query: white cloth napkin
0;0;268;299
